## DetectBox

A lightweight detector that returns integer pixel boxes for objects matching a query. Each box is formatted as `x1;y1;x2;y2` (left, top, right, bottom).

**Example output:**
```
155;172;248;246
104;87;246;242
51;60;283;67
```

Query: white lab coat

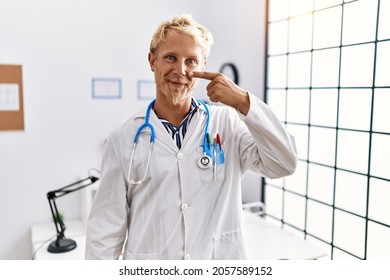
85;92;297;260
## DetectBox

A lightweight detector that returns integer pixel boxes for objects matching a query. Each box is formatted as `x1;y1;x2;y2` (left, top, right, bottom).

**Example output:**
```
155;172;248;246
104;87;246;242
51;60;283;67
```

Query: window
265;0;390;259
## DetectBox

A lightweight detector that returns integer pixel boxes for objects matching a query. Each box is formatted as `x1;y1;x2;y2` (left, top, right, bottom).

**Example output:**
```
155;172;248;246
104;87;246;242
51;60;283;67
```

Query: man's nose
172;61;187;76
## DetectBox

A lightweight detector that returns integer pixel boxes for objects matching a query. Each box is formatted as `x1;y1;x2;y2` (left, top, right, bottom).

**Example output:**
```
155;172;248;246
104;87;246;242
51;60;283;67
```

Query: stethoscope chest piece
198;154;212;169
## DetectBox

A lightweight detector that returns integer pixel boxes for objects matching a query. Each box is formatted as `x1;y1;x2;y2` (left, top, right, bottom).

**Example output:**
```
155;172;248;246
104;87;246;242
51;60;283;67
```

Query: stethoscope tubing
127;98;210;185
197;99;210;153
133;100;156;143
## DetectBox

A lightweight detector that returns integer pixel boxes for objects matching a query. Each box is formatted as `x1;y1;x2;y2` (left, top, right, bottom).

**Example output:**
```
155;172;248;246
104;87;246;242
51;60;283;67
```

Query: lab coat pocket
213;229;247;259
197;146;225;186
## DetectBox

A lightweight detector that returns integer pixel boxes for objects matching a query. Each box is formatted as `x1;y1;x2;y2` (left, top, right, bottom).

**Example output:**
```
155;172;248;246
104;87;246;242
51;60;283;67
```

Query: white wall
0;0;265;259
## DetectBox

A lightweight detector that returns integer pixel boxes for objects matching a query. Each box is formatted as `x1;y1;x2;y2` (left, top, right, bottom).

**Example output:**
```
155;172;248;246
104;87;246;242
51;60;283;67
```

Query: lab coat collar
132;98;208;152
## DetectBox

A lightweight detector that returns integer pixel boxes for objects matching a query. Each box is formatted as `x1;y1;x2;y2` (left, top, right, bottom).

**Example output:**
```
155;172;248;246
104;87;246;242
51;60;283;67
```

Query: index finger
192;71;220;80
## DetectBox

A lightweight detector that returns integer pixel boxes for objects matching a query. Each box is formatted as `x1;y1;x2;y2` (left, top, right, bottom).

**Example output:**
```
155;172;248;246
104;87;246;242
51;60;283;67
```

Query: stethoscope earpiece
198;154;212;169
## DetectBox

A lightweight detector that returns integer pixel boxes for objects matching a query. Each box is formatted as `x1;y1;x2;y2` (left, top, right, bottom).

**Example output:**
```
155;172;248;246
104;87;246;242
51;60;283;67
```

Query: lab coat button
184;254;191;260
177;152;183;159
181;203;189;210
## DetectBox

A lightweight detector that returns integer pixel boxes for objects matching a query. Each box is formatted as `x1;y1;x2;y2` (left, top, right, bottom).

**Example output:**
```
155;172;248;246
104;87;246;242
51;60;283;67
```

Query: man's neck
153;97;192;127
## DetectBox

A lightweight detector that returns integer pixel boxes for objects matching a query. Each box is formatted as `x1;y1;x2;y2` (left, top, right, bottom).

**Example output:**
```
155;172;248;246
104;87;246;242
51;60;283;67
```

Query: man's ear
148;52;155;72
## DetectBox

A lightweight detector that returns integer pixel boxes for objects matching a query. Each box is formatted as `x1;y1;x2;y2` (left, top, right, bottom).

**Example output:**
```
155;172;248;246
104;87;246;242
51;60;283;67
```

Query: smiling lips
165;75;190;86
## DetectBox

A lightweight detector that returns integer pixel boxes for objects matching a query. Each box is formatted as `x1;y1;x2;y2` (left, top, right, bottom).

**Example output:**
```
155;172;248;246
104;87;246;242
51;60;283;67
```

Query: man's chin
171;91;192;106
172;95;183;106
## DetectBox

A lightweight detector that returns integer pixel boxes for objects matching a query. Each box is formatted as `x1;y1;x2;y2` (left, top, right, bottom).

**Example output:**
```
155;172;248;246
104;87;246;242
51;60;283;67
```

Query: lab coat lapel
180;105;207;150
148;109;179;152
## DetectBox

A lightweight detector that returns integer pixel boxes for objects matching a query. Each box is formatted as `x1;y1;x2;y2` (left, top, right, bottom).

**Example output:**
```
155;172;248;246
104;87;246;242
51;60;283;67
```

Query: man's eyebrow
161;50;199;57
161;51;176;56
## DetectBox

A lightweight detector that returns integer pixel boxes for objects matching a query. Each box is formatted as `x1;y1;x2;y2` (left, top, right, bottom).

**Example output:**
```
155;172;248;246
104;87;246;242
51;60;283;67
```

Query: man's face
149;30;205;105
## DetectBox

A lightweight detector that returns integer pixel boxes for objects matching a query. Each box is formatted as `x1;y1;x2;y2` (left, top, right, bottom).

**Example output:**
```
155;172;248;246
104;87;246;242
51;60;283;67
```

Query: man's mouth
165;75;190;85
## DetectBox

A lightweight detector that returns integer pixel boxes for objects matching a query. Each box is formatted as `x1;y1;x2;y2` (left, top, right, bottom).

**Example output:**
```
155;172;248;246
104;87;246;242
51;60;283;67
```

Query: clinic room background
1;0;390;260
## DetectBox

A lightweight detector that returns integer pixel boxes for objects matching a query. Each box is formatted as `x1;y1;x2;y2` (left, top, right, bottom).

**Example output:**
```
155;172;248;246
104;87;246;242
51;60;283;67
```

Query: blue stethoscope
127;98;216;185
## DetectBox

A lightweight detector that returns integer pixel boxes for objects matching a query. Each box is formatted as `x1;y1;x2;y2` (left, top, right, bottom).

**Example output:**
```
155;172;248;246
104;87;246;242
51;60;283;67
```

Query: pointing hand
192;71;250;115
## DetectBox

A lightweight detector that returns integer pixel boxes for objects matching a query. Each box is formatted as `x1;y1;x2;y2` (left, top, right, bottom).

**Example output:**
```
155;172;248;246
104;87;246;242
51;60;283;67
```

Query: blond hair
150;14;214;60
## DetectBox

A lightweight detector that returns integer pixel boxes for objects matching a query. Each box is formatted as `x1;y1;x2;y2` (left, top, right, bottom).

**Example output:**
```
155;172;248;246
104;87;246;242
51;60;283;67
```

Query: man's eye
165;55;175;62
187;58;197;66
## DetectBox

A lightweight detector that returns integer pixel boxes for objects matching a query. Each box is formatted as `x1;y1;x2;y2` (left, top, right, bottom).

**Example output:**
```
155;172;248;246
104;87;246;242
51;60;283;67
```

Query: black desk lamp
46;171;99;253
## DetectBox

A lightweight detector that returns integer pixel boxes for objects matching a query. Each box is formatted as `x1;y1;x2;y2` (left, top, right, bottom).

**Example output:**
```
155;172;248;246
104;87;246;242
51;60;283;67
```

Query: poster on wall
0;64;24;131
137;80;155;100
91;78;122;99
